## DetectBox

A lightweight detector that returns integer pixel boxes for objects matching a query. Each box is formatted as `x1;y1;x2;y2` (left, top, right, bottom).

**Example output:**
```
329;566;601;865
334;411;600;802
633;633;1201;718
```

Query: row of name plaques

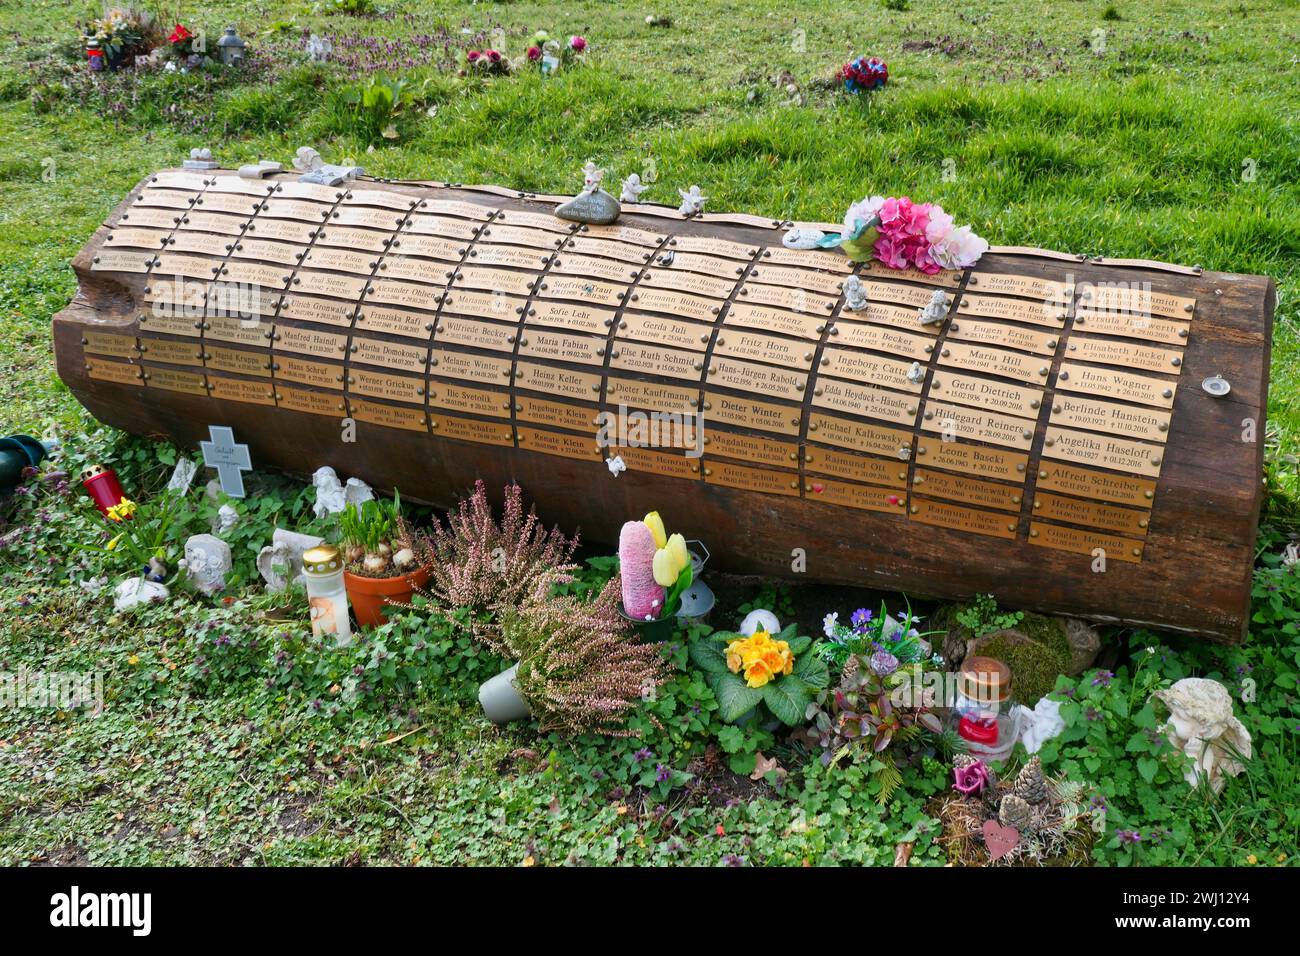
78;172;1198;563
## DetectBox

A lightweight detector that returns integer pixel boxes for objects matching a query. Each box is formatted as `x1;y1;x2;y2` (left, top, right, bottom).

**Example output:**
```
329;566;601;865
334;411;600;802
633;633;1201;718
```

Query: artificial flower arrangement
617;511;692;631
689;624;830;726
816;602;945;673
817;195;988;273
74;492;183;584
82;5;156;68
841;55;888;93
524;30;588;73
337;491;428;627
465;48;511;75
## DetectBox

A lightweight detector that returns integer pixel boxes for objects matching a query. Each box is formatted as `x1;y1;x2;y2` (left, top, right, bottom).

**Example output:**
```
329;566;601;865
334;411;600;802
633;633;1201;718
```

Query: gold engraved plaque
134;189;198;211
922;402;1035;451
739;283;832;314
350;369;424;404
420;199;496;221
141;309;203;338
519;396;597;431
430;382;508;418
332;207;407;231
206;315;268;347
206;346;271;377
714;330;814;370
527;300;613;335
353;337;429;372
303;247;373;275
958;293;1065;328
927;372;1042;419
196;192;266;216
144;365;207;395
812;379;916;426
277;386;342;416
517;427;603;462
725;303;824;341
619;313;711;352
1032;492;1149;536
829;322;932;361
660;252;751;279
808;414;913;457
119;207;190;230
436;316;516;353
204;176;273;196
294;271;367;301
863;281;939;310
808;479;906;513
608;378;698;413
666;235;752;259
1035;463;1156;508
379;257;442;284
539;275;625;307
840;304;940;336
561;236;648;264
1079;285;1193;320
516;362;602;400
402;215;481;241
280;295;354;328
368;279;443;312
208;376;275;406
276;356;340;390
551;254;639;284
610;342;700;383
746;264;844;296
914;469;1021;512
518;330;605;366
704;430;797;468
1066;338;1184;375
432;414;514;447
704;392;800;436
631;287;719;323
82;331;136;358
274;181;349;203
858;262;963;287
944;318;1058;356
968;273;1071;301
819;349;920;390
641;269;738;301
91;250;153;273
492;209;572;233
452;266;537;297
106;227;169;250
86;358;143;386
482;224;557;249
938;341;1049;384
442;288;523;321
138;338;202;366
389;234;462;261
710;357;807;401
909;499;1019;540
433;350;513;386
257;198;327;222
1029;523;1144;563
1072;308;1190;345
359;305;428;340
762;248;855;273
1041;426;1164;478
277;325;347;359
350;399;428;432
804;447;908;488
231;238;304;266
1049;394;1170;443
245;218;316;244
611;446;700;481
221;260;294;290
1055;363;1176;409
149;171;211;191
706;461;800;497
341;189;413;212
582;223;667;248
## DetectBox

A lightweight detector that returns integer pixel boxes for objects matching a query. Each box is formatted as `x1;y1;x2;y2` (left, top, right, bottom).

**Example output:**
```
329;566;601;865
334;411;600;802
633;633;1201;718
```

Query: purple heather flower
870;650;899;676
1117;830;1142;845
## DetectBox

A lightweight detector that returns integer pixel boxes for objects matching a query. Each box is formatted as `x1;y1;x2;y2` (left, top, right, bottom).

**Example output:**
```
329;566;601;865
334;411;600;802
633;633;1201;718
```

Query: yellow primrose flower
726;630;794;687
643;511;667;549
744;659;774;688
726;650;743;673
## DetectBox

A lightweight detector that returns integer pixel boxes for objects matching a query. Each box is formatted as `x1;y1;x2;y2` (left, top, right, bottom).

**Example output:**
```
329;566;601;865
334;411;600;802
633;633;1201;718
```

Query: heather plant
501;573;666;736
413;480;578;641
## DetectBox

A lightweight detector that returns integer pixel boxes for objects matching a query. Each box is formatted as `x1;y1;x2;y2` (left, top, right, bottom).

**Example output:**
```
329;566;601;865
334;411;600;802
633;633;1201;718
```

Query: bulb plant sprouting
337;491;415;577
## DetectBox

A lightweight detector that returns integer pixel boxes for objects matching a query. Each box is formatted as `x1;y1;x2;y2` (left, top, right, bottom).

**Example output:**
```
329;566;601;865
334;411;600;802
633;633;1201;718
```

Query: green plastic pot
0;435;51;497
618;603;676;642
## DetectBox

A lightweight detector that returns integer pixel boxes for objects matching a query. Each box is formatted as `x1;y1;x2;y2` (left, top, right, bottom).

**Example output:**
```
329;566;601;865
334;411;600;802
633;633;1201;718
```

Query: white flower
842;195;885;235
924;206;954;244
607;455;626;477
930;224;988;270
822;612;839;638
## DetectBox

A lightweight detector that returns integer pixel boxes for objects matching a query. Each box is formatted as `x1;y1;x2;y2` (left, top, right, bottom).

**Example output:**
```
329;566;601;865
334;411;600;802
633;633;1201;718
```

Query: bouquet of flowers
525;30;588;73
816;602;944;674
83;5;155;64
618;511;691;620
841;55;888;93
465;48;510;75
818;195;988;272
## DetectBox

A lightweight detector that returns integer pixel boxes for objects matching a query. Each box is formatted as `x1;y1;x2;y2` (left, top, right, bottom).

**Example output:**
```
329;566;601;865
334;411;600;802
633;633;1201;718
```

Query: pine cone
1013;755;1048;805
998;794;1031;832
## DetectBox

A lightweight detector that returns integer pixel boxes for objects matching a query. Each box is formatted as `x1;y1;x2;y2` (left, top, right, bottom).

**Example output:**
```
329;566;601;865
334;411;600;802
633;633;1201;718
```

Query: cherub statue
582;159;604;194
843;274;868;311
917;289;949;325
620;173;647;203
677;185;707;216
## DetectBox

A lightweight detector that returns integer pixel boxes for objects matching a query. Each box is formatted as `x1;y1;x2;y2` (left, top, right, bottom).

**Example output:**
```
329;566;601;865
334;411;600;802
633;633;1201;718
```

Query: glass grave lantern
953;656;1017;759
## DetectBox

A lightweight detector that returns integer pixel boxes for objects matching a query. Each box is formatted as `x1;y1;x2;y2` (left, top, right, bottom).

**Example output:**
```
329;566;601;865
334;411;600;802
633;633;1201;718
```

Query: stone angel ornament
677;185;707;216
620;173;647;203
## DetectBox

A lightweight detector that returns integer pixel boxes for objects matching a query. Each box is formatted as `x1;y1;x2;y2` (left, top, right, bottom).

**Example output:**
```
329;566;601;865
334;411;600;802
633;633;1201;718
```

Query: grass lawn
0;0;1297;866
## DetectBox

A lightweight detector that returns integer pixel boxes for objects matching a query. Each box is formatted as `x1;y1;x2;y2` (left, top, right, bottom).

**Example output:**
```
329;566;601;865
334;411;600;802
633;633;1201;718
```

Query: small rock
183;533;231;596
1063;617;1100;675
555;188;621;225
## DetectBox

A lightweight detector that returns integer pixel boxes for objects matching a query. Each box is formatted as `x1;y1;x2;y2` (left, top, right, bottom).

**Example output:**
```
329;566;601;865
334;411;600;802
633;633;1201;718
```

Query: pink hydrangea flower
930;224;989;270
570;35;587;52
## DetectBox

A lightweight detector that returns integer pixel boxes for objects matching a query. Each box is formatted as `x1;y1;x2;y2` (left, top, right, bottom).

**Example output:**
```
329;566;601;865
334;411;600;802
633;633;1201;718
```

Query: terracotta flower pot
343;566;429;629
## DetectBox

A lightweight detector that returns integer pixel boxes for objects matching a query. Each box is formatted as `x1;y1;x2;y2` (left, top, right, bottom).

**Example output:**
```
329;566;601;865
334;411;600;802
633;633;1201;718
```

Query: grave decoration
337;491;425;627
0;436;52;498
689;624;829;727
618;511;692;639
937;755;1095;866
302;543;352;645
53;166;1276;641
841;55;888;94
79;464;127;518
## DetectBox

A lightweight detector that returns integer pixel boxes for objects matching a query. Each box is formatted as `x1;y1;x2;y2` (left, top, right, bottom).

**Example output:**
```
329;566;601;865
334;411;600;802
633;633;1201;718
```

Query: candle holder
80;463;127;517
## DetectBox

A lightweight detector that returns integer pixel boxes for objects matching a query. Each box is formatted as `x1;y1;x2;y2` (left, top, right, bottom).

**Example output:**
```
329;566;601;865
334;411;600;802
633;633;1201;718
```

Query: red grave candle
80;464;127;517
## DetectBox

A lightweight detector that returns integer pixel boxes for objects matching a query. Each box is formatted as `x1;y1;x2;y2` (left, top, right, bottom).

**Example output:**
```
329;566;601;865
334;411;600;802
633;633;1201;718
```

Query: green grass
0;0;1298;866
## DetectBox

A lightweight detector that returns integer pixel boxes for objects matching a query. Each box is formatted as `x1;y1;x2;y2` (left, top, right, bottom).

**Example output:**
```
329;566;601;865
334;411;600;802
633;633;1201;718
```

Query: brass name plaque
515;362;603;400
350;398;428;432
739;283;833;314
234;238;304;266
610;342;700;382
1033;492;1149;536
1035;462;1155;508
206;346;271;376
915;441;1029;482
922;402;1035;450
746;264;844;296
519;396;598;432
618;313;711;352
294;271;368;301
86;358;142;386
144;365;207;395
453;266;536;298
550;254;638;284
968;273;1071;301
709;357;807;401
442;288;524;321
576;223;666;248
805;447;907;488
222;260;296;290
353;337;429;372
421;199;496;221
403;215;481;241
527;300;614;335
388;234;462;262
1072;308;1190;345
611;446;700;481
540;275;625;307
1079;285;1193;320
704;392;800;436
350;369;425;405
91;250;153;273
829;322;932;361
276;325;347;359
725;303;824;341
937;340;1050;384
1066;337;1183;375
631;287;719;323
518;330;606;366
839;304;940;336
432;414;514;447
141;309;203;338
119;207;190;230
661;251;751;280
819;349;920;390
909;499;1018;539
808;479;905;513
713;331;814;370
245;218;315;244
517;427;603;462
430;382;508;419
705;461;800;497
641;269;734;301
665;235;752;259
1041;426;1164;478
808;414;913;457
914;468;1022;512
863;281;939;310
82;331;136;358
277;385;343;416
135;189;199;211
317;226;392;253
561;235;649;264
704;430;797;468
858;262;963;287
436;316;516;353
432;350;514;386
761;247;855;273
607;378;698;413
341;188;414;211
209;376;275;406
276;356;339;390
1049;394;1170;442
812;379;917;426
958;293;1065;328
927;372;1042;419
367;278;443;313
1055;363;1176;409
1029;523;1144;563
106;227;169;250
206;315;270;347
492;209;572;233
944;318;1058;356
280;295;354;328
303;247;373;275
332;206;407;231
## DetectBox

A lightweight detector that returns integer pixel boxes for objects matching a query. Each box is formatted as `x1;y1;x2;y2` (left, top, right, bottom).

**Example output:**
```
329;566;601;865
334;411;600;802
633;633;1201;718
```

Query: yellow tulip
643;512;667;549
665;534;690;577
652;547;679;587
